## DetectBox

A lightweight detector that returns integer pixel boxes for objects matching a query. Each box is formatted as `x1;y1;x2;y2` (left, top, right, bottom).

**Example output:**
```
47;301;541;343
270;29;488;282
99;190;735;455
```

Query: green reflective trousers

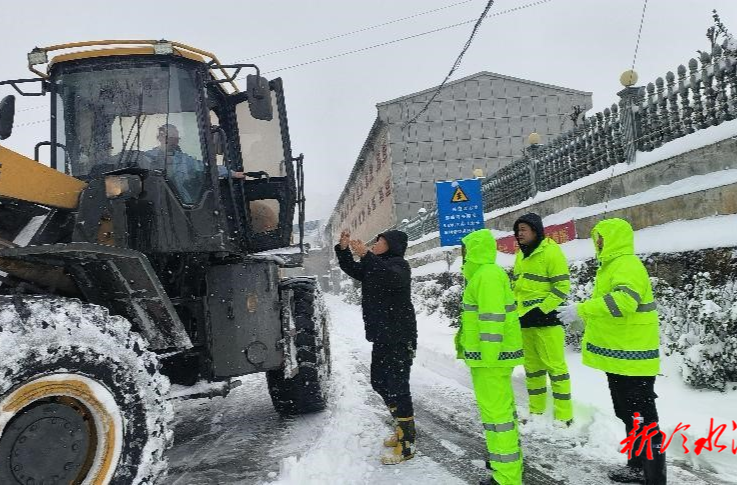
470;367;523;485
522;326;573;422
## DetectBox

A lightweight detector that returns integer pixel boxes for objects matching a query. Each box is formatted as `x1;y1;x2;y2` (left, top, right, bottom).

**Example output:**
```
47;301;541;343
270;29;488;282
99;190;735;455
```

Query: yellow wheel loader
0;40;330;483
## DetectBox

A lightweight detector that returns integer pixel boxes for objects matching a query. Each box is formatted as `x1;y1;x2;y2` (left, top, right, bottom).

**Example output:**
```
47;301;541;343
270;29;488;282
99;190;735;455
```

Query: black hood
514;212;544;257
377;230;408;257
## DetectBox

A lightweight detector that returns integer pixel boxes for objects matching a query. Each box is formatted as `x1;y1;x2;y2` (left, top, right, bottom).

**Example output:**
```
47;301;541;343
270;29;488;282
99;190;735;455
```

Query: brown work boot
381;416;416;465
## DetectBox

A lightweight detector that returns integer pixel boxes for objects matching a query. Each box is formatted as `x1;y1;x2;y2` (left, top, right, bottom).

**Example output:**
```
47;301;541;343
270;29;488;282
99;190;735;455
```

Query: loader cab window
53;61;210;205
232;85;296;251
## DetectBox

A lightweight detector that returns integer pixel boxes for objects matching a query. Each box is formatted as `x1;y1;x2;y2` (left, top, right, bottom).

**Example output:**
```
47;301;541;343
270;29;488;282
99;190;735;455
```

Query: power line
11;1;552;132
240;0;552;77
236;0;475;62
403;0;495;127
631;0;649;71
604;0;649;215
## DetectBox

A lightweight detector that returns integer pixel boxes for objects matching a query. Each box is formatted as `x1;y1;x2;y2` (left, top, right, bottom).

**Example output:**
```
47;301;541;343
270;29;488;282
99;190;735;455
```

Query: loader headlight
105;175;142;199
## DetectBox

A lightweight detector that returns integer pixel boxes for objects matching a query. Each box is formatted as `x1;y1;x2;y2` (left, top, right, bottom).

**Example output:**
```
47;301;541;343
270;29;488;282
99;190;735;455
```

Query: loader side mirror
246;74;273;121
0;95;16;140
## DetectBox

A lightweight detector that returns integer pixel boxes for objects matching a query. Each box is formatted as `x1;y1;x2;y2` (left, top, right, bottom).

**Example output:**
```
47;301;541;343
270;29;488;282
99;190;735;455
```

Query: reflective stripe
479;313;505;322
526;369;546;378
484;421;515;432
463;304;479;311
523;273;550;282
499;349;523;360
604;294;623;317
549;373;570;382
551;287;568;299
553;392;572;400
489;451;521;463
637;302;657;312
586;343;659;360
613;285;642;303
464;351;482;360
480;333;503;342
528;387;547;395
522;298;545;308
505;304;517;312
549;274;570;283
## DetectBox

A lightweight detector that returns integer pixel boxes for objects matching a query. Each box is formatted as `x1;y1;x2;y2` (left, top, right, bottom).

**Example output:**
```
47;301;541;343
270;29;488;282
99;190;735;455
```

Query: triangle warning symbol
451;185;469;203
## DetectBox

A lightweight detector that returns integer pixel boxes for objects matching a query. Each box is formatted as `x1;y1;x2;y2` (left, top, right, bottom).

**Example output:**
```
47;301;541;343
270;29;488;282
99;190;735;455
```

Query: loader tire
267;278;331;415
0;296;172;484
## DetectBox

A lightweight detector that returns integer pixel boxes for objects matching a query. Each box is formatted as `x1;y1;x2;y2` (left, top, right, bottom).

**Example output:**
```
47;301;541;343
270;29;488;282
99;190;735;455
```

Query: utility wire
237;0;475;62
403;0;495;127
603;0;648;215
240;0;551;77
10;1;549;118
631;0;649;71
13;1;552;131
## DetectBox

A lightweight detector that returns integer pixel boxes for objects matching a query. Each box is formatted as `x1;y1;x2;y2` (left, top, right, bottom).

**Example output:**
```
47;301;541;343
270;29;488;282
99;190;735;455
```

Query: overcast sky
1;0;734;221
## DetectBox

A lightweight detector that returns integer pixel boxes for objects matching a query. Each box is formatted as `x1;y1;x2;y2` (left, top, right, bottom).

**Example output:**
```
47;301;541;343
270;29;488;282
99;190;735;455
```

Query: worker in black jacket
335;229;417;465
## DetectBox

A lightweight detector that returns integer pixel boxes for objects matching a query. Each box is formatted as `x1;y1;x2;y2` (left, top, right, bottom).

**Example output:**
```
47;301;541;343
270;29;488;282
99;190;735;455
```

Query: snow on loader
0;40;330;483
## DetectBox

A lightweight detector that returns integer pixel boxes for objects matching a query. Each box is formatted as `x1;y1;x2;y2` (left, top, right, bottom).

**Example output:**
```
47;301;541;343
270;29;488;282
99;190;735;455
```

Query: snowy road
165;295;732;484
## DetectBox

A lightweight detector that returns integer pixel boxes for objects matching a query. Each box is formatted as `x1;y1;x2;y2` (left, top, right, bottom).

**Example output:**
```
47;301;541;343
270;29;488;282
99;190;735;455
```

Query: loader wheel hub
3;402;92;482
0;374;123;484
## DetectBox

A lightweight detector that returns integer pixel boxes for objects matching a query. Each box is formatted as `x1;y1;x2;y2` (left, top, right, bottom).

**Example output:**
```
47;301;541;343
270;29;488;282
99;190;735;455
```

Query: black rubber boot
643;449;666;485
608;465;645;483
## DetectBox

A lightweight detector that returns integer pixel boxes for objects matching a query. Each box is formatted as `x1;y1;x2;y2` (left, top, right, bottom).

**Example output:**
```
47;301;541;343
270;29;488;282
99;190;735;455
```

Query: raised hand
349;239;369;258
339;230;350;250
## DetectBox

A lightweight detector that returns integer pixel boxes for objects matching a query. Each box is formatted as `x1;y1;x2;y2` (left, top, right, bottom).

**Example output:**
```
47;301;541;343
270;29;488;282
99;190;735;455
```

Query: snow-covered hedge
403;248;737;391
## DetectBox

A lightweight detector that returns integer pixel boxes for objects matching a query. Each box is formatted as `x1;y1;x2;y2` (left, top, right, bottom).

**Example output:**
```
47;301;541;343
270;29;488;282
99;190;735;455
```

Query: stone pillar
617;85;644;164
526;133;543;197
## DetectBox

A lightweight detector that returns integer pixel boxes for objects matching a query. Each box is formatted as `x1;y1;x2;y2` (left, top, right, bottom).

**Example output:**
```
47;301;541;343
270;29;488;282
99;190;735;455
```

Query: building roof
376;70;592;107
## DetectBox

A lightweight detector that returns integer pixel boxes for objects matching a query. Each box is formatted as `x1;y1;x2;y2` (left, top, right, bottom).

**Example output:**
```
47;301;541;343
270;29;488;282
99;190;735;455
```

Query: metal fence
398;45;737;241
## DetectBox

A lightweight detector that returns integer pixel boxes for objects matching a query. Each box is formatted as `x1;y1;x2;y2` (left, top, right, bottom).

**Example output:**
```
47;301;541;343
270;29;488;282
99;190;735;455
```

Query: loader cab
50;56;213;206
45;48;298;254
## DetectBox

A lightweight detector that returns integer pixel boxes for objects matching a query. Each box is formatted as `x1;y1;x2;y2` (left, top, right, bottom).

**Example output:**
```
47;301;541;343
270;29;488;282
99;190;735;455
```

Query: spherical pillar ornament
527;132;541;146
620;69;639;87
473;168;484;178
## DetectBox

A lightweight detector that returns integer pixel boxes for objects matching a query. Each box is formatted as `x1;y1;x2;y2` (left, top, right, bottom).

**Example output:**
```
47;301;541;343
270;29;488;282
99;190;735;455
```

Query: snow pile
270;296;462;484
268;324;391;484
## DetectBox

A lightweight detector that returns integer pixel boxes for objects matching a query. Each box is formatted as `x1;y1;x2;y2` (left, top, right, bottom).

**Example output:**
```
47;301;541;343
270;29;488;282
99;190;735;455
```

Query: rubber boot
643;447;666;485
384;406;398;448
381;416;415;465
608;465;644;484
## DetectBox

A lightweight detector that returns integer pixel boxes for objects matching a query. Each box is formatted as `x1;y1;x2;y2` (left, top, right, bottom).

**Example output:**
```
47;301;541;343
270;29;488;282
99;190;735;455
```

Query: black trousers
371;341;415;417
607;373;662;466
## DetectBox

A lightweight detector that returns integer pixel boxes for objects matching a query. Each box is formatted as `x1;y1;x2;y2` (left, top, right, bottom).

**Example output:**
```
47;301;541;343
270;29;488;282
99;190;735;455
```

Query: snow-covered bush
411;273;464;326
658;273;737;391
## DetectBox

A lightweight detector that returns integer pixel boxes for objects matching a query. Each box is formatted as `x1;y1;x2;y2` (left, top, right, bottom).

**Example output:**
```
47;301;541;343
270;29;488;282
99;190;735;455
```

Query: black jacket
335;230;417;345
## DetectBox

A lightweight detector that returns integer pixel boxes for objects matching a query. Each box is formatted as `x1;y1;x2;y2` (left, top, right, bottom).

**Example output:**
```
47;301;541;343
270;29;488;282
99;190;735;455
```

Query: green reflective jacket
579;218;660;376
456;229;524;368
512;237;571;316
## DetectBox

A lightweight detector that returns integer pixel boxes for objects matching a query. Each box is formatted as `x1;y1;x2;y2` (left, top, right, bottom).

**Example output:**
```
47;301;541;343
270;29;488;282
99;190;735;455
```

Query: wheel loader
0;40;331;483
